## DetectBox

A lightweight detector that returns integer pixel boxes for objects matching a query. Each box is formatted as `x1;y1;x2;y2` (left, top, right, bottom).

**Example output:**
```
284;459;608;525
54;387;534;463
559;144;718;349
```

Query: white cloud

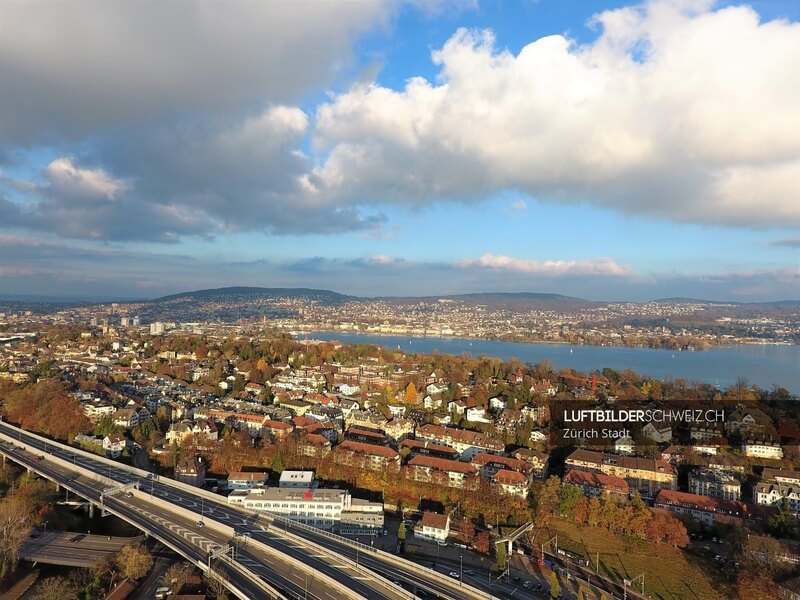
458;254;632;277
44;158;129;201
308;0;800;228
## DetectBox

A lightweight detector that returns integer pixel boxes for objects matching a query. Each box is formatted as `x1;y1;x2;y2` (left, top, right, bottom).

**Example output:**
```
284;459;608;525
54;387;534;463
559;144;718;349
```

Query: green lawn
531;519;734;600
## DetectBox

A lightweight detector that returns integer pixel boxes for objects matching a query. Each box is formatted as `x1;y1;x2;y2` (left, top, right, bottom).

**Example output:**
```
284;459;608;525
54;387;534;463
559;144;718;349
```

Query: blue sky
0;0;798;301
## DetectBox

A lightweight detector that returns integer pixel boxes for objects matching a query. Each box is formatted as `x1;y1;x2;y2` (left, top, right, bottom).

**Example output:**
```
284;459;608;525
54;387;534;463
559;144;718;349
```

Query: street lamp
460;553;463;587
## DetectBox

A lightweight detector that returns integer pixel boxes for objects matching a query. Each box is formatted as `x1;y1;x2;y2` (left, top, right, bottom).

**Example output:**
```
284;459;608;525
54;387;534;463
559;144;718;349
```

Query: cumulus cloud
0;107;386;241
44;158;129;201
307;0;800;228
458;254;632;276
0;0;389;145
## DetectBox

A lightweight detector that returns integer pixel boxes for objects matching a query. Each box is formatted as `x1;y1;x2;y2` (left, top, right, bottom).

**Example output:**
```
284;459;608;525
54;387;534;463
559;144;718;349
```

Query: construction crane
558;372;609;397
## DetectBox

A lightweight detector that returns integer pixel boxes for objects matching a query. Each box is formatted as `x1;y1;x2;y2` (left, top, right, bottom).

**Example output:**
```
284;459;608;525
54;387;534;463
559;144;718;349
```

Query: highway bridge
20;530;144;568
0;420;495;600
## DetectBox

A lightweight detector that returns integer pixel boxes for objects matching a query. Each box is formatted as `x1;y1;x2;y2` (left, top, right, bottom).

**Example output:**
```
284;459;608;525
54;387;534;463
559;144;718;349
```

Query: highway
0;420;494;600
20;530;144;568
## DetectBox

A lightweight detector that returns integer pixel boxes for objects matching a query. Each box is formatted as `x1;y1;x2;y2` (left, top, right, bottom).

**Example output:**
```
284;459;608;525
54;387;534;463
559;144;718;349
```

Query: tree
549;571;560;599
33;576;78;600
0;496;32;576
115;544;153;581
404;383;417;404
397;522;407;542
163;562;191;595
458;518;475;545
737;570;780;600
769;498;797;538
494;541;507;572
206;572;230;600
473;531;490;553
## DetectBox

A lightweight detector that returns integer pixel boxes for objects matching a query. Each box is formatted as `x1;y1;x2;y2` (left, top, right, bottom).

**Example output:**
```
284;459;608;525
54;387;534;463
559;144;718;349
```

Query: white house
642;422;673;444
465;407;492;424
102;434;127;458
488;397;507;412
416;511;450;544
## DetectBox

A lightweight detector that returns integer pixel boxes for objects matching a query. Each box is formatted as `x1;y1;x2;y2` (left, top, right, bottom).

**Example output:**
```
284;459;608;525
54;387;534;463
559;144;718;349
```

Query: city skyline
1;0;799;301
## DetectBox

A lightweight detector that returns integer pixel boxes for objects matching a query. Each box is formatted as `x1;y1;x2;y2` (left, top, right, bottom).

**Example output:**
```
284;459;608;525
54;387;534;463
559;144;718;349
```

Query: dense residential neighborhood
0;312;799;600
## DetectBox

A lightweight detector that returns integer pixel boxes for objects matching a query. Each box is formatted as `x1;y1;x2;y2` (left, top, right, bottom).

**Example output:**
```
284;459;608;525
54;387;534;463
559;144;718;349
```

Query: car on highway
523;580;533;589
70;534;86;543
32;455;43;462
448;571;459;579
196;520;204;527
464;569;475;576
123;492;132;498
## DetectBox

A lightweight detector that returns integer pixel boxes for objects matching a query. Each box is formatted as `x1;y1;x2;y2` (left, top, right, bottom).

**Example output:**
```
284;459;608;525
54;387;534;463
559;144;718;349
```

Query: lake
302;331;800;393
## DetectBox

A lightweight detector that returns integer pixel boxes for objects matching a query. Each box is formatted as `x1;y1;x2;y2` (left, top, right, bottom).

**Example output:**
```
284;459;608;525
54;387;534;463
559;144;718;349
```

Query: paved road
20;530;142;568
0;422;415;600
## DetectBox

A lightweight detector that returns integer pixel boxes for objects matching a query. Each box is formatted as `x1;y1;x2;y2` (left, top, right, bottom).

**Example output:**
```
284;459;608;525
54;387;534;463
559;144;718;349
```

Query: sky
0;0;798;302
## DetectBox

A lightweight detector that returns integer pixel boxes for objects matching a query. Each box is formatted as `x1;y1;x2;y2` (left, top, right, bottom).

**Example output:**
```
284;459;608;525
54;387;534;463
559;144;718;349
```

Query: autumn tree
32;576;78;600
737;570;780;600
474;531;490;553
115;544;153;581
458;518;475;545
0;496;32;577
206;571;230;600
403;382;417;404
163;562;192;595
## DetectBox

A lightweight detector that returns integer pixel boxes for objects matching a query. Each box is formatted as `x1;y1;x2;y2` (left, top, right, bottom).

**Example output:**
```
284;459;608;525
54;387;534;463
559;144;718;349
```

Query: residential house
112;408;139;429
175;456;206;487
642;422;673;444
102;434;128;458
416;511;450;544
227;472;268;490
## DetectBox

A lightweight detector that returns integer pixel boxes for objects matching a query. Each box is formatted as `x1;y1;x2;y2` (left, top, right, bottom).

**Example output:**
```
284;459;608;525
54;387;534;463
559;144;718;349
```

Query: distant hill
378;291;595;310
652;297;737;305
152;286;353;305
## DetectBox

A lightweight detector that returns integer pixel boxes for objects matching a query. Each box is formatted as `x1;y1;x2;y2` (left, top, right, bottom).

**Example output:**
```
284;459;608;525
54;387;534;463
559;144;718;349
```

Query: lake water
303;331;800;393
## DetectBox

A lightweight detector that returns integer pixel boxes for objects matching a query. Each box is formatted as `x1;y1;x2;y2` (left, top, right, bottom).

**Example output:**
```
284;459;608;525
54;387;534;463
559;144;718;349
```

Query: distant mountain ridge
152;286;353;304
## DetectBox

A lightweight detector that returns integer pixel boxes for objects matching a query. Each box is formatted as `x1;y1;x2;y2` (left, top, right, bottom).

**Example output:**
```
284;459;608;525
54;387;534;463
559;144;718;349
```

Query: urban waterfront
306;331;800;393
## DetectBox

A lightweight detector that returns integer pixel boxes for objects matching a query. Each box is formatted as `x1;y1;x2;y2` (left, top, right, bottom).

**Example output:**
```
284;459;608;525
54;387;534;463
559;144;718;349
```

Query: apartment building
415;424;504;460
654;489;745;526
755;469;800;515
407;455;479;489
563;469;629;498
688;468;741;501
743;438;784;459
565;449;677;497
471;453;533;480
334;440;400;472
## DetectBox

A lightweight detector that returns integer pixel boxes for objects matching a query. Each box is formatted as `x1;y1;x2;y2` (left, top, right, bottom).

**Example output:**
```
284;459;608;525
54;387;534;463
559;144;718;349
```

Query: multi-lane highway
20;530;144;568
0;420;493;600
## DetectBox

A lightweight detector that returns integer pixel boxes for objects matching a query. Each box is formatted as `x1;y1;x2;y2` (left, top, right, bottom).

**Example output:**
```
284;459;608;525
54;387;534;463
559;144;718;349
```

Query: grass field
530;519;735;600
